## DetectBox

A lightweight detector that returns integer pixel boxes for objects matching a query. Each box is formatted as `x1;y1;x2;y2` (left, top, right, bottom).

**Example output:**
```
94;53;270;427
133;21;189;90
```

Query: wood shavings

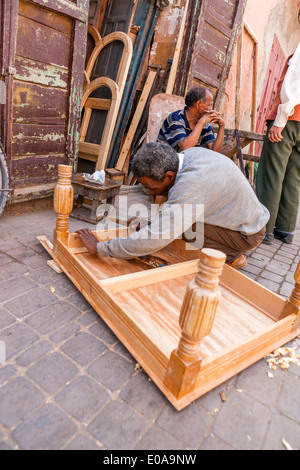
282;438;294;450
135;363;141;371
47;259;63;274
219;392;226;402
266;347;300;370
50;286;55;293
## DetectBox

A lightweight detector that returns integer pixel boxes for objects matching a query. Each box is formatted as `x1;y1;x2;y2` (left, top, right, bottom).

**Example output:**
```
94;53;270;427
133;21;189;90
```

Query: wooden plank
13;81;68;125
202;20;231;54
18;0;73;35
101;259;199;294
85;98;111;111
14;56;68;89
66;17;87;170
166;0;190;95
47;259;63;274
11;154;66;183
204;7;232;36
235;29;243;129
79;141;102;156
223;129;265;141
12;123;66;156
115;69;157;170
192;55;223;86
16;15;71;68
206;0;236;24
220;264;286;321
28;0;88;23
13;182;56;201
197;40;226;68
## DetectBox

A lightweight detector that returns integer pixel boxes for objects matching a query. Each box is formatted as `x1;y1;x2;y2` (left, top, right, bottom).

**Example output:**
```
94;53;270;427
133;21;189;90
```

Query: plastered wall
222;0;300;130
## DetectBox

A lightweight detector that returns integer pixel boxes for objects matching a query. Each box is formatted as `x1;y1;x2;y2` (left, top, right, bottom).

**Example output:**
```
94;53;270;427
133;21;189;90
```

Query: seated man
157;86;225;152
76;142;269;269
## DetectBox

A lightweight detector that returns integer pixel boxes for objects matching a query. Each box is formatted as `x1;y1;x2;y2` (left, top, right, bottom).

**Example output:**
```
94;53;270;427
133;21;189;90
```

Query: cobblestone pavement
0;206;300;451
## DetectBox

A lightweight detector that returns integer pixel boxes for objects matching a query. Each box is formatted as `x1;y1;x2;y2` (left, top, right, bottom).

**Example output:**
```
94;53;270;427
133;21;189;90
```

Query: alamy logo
95;196;204;249
0;341;6;364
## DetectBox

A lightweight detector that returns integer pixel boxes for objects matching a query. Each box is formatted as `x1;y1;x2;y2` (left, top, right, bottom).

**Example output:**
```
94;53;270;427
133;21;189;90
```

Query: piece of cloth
97;147;269;259
268;43;300;126
256;120;300;233
157;107;215;151
203;224;266;263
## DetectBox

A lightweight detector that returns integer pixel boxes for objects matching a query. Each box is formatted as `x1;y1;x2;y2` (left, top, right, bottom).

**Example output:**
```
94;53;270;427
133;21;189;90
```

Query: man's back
169;147;269;235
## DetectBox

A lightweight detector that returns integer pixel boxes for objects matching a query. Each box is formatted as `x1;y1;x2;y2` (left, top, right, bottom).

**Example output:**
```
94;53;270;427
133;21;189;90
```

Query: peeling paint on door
2;0;88;200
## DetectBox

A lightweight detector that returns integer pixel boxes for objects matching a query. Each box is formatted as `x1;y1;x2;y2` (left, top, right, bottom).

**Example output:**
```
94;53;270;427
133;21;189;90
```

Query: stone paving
0;205;300;451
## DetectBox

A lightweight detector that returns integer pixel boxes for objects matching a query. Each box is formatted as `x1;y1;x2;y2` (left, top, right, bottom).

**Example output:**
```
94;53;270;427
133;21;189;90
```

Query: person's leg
275;122;300;234
256;122;296;234
203;224;265;264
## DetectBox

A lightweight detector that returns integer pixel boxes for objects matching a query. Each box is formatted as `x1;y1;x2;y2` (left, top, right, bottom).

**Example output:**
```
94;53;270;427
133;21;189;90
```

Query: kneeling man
76;143;269;269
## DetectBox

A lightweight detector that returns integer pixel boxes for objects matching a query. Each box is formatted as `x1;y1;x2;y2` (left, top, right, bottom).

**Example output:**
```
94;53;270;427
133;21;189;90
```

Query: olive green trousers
256;120;300;233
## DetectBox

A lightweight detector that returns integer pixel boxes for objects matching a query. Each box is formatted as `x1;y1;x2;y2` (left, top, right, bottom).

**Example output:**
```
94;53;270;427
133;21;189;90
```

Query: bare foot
75;229;99;254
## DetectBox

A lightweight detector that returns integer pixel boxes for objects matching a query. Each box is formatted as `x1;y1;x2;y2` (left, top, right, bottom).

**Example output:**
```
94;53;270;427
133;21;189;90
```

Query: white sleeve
273;42;300;128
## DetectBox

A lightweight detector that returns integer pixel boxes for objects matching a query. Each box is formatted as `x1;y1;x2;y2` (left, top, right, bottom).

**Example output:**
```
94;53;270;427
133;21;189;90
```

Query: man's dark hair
132;142;179;181
185;86;210;108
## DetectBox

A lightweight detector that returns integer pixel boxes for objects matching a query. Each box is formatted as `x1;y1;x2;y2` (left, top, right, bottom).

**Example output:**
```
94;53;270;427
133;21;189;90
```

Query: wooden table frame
38;165;300;410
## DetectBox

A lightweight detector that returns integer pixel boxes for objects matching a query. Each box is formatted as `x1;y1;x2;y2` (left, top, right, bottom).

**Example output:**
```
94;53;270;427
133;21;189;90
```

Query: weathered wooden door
1;0;88;202
174;0;247;111
256;35;286;135
100;0;135;36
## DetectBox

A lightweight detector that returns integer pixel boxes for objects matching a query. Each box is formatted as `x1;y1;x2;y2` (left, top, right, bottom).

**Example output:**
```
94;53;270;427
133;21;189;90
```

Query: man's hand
75;229;99;254
199;110;224;127
268;125;284;143
127;216;151;233
209;110;225;128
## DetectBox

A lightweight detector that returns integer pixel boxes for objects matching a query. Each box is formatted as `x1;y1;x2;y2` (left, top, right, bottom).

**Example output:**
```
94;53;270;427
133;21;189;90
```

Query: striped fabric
157;107;215;151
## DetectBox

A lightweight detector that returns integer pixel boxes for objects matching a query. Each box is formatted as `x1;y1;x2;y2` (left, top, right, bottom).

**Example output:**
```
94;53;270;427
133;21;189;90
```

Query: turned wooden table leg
53;164;73;253
279;261;300;326
164;248;226;399
289;261;300;308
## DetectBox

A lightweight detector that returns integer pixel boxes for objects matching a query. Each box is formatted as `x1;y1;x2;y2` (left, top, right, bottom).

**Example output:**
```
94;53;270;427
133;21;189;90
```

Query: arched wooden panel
85;30;133;96
79;77;121;170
